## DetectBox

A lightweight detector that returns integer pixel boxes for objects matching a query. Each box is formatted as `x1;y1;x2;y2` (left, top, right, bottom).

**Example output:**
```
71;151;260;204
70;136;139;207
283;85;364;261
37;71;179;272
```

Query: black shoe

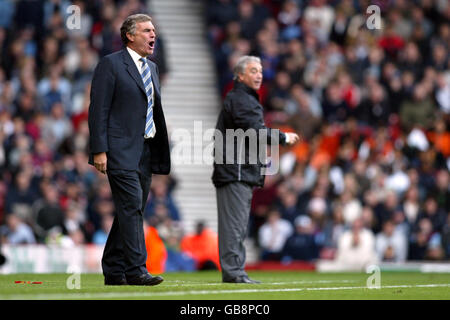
223;276;261;284
126;273;164;286
104;275;127;286
0;253;6;266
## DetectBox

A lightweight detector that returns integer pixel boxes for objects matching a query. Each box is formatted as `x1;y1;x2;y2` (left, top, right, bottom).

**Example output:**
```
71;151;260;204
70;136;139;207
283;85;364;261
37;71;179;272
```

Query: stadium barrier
1;245;450;274
0;244;103;274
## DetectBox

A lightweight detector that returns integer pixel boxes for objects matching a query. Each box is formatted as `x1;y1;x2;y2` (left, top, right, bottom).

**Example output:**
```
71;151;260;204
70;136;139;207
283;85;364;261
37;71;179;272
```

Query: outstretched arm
230;97;300;146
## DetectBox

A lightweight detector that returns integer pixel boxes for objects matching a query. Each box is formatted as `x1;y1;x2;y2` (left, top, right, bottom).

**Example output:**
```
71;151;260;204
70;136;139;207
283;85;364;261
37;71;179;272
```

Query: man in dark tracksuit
212;56;299;283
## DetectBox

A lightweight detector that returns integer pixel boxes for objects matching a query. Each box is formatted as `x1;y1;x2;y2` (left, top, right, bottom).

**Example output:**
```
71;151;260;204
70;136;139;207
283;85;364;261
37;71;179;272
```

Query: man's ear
126;32;134;43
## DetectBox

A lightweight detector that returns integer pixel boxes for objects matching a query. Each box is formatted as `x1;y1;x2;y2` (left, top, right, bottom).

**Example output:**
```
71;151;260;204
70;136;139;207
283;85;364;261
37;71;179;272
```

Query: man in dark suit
88;14;170;286
212;56;299;283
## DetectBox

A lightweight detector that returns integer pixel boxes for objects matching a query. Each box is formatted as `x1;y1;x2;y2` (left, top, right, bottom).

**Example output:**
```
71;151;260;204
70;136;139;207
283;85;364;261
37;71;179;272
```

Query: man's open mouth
149;41;155;49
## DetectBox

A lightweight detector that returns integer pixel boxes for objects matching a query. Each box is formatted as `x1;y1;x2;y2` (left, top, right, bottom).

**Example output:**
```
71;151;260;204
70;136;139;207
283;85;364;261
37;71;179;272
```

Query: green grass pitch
1;271;449;300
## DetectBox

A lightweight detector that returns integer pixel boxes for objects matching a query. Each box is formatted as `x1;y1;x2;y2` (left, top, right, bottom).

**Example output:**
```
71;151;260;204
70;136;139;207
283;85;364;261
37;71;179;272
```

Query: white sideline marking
162;279;357;287
1;283;449;300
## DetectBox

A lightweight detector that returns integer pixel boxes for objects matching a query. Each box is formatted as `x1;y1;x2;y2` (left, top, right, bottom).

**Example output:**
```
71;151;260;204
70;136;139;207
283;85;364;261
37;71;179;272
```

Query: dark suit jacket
88;48;171;174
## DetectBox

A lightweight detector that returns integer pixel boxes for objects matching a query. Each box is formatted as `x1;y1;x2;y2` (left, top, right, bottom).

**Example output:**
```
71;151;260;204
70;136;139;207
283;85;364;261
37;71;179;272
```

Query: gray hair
233;55;261;80
120;14;152;45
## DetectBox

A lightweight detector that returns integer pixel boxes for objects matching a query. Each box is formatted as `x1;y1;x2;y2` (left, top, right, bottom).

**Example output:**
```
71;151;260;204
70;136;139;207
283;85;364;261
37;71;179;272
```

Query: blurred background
0;0;449;274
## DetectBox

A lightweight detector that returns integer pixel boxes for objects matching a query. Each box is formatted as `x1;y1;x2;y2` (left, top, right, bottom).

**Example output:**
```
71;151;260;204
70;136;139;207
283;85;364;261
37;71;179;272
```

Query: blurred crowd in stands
206;0;450;264
0;0;449;273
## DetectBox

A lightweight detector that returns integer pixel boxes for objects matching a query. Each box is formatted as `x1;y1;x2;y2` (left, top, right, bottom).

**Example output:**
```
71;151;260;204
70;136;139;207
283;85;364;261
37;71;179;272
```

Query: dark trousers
216;182;253;281
102;139;152;279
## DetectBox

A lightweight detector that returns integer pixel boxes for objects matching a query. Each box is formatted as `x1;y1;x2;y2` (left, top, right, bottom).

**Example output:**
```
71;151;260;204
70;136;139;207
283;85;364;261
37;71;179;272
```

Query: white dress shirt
126;46;156;138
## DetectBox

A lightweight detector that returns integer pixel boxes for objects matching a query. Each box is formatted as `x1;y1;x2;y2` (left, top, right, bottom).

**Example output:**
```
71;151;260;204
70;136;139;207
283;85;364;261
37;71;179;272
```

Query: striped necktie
139;57;155;138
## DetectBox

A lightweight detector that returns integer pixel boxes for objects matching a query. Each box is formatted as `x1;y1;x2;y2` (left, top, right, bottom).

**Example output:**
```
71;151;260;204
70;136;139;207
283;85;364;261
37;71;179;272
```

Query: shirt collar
126;46;147;66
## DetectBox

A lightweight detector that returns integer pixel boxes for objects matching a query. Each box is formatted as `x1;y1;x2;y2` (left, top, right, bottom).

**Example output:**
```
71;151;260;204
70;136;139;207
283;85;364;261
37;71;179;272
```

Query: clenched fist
285;132;300;145
93;152;107;174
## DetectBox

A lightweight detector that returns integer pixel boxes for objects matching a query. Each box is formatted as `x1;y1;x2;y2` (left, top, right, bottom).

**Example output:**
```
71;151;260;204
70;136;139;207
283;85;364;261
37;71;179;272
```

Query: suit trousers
216;181;253;281
102;138;152;279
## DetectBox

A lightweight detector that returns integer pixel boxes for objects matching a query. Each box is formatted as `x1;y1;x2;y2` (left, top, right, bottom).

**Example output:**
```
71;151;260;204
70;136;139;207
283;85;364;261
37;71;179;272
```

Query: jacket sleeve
230;95;287;146
88;57;116;154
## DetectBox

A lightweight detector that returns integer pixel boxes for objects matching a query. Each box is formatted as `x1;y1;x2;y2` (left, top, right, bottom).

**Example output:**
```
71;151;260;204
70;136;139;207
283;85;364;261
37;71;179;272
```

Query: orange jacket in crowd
428;131;450;157
180;229;221;270
145;226;167;275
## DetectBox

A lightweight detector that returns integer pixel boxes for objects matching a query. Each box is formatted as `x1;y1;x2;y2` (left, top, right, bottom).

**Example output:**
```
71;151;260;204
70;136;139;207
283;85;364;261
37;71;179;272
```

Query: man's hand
93;152;107;174
285;132;300;145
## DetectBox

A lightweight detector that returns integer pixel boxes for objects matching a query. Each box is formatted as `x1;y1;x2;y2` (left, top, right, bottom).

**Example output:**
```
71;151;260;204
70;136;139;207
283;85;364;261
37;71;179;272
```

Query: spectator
0;0;15;29
435;72;450;114
275;187;301;226
303;0;335;44
442;215;450;259
86;174;111;207
144;176;180;222
180;221;220;270
378;24;405;60
430;169;449;212
40;102;73;150
206;0;238;28
415;196;447;233
266;70;292;111
322;81;350;123
63;203;89;242
282;215;322;261
307;196;328;229
399;83;436;130
14;91;37;124
409;217;444;260
428;119;450;158
89;198;114;232
321;203;345;258
249;173;280;239
37;65;72;115
341;190;363;226
375;219;408;262
373;191;400;232
144;222;167;275
398;42;423;79
428;42;448;72
4;170;37;222
402;186;421;225
358;82;391;127
92;214;113;245
238;0;264;40
161;221;196;272
258;208;293;261
277;0;301;41
285;84;321;140
33;183;64;241
0;213;36;244
320;217;377;271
